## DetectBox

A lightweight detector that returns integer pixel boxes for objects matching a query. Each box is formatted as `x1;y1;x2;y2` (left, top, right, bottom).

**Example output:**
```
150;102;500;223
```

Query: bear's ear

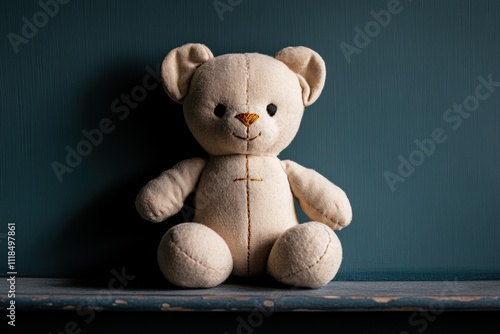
275;46;326;107
162;43;214;103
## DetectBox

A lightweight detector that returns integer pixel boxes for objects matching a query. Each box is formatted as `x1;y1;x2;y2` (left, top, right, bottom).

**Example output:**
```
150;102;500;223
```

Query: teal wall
1;0;499;281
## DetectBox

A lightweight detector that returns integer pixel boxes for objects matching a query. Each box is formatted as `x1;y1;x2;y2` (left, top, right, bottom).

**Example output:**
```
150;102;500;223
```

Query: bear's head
162;43;326;156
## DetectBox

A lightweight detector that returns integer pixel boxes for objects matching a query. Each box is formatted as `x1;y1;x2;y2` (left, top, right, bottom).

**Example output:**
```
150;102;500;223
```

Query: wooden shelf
1;278;499;312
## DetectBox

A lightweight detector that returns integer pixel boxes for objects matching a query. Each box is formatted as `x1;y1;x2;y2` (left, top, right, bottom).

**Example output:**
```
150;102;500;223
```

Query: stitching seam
244;54;251;277
167;234;230;273
245;155;251;276
277;225;333;280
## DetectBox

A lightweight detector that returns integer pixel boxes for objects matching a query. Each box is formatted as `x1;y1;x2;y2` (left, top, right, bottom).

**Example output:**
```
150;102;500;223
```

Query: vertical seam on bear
245;155;251;277
244;54;251;276
244;54;250;151
232;155;256;277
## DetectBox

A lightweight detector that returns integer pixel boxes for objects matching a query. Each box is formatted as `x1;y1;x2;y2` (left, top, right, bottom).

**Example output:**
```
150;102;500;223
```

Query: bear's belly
194;155;299;277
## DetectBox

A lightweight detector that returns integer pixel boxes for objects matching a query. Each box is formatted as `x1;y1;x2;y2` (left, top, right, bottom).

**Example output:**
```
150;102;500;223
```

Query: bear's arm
135;157;207;223
281;160;352;230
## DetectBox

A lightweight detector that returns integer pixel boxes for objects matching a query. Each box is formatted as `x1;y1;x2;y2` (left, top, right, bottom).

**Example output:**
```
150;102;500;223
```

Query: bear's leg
267;222;342;288
157;222;233;288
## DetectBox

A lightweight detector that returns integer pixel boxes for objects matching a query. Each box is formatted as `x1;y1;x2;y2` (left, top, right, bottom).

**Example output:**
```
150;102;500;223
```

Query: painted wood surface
0;0;499;280
1;278;499;311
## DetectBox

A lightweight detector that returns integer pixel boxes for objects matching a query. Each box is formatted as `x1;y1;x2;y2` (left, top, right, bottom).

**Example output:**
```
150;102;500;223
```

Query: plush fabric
194;155;298;277
274;46;326;106
136;43;352;288
136;158;207;222
157;223;233;288
182;52;305;156
281;160;352;230
267;222;342;288
162;43;213;103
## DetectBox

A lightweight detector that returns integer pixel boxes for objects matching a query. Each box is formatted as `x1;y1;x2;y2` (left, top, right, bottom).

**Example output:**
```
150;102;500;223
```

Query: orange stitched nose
235;113;259;127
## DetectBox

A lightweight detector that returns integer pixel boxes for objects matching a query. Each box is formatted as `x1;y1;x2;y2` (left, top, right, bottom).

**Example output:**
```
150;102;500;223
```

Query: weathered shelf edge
1;279;499;312
5;295;500;312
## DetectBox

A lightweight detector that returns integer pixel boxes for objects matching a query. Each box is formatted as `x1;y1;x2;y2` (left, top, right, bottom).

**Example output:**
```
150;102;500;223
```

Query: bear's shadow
52;60;207;289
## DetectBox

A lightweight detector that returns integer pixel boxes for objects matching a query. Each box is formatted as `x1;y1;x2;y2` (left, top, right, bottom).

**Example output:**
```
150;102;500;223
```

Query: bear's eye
214;104;227;118
266;103;277;117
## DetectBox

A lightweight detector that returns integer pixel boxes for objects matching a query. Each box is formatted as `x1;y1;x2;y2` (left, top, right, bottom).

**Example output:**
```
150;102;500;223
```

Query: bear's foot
267;222;342;288
157;223;233;288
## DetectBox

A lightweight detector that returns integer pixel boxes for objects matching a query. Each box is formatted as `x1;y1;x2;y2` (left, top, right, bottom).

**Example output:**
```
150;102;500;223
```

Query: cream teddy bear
136;44;352;288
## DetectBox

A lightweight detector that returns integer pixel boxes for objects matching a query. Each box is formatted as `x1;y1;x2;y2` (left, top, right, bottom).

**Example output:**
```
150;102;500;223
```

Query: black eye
266;103;277;117
214;104;226;118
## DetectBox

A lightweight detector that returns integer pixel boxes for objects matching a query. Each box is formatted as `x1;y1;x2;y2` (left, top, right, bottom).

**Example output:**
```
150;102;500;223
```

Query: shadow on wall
51;61;206;288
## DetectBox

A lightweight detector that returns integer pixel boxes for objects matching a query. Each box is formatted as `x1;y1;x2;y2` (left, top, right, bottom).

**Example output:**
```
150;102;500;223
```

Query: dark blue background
1;0;499;280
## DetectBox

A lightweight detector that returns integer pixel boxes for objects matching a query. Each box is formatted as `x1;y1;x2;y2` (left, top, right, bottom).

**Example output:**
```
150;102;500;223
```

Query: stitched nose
235;113;259;127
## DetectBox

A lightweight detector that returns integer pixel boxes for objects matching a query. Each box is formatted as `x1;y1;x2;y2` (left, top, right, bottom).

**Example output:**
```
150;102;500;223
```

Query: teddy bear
135;43;352;288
